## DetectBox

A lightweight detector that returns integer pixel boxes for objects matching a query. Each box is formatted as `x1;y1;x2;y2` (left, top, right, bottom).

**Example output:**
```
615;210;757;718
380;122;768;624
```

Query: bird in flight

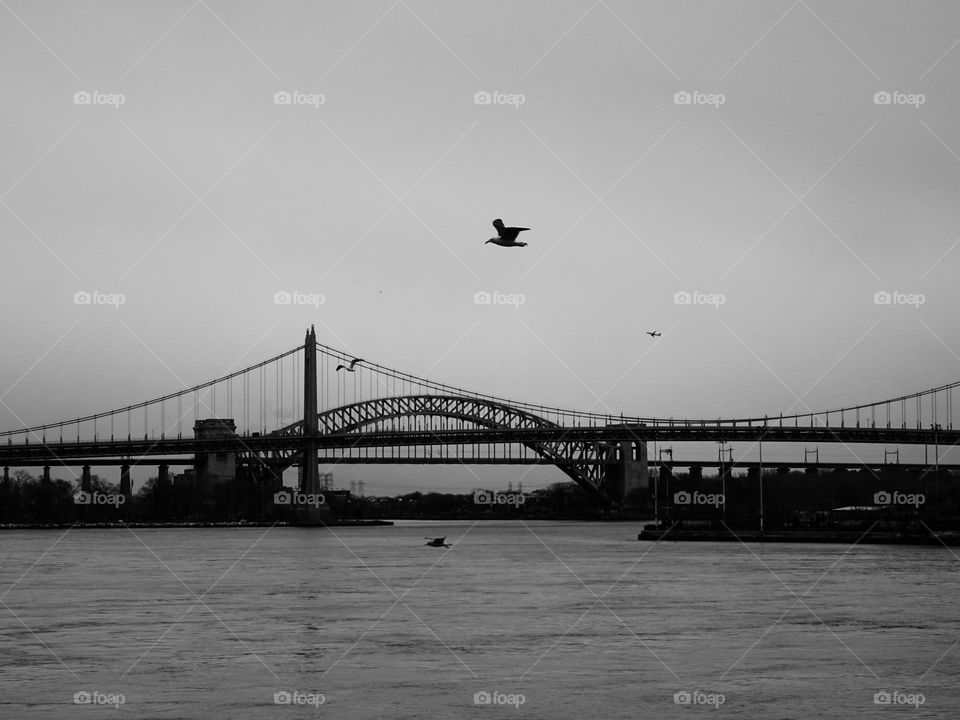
646;331;661;338
336;358;364;372
486;218;529;247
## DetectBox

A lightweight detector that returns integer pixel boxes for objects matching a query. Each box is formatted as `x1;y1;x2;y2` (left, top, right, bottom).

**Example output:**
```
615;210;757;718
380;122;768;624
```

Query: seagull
424;536;451;548
486;218;529;247
336;358;364;372
646;331;662;338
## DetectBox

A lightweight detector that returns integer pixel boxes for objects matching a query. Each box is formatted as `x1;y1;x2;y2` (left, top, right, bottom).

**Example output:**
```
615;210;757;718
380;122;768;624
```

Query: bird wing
492;218;506;236
351;358;364;369
514;227;530;232
335;364;346;371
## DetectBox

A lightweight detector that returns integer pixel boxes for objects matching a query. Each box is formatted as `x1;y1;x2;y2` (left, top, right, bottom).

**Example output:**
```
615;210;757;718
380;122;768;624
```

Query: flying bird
646;331;661;338
486;218;529;247
336;358;364;372
424;536;451;548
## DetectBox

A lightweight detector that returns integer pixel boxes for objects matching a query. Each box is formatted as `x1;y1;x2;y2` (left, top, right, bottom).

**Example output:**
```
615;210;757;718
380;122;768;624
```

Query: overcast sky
2;1;960;493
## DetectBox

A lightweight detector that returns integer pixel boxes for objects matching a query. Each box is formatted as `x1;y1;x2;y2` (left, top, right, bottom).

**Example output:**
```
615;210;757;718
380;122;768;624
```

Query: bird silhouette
424;536;451;548
485;218;529;247
646;331;661;338
336;358;364;372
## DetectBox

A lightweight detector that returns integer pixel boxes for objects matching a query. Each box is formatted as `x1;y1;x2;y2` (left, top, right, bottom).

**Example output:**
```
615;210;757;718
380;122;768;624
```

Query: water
1;521;958;718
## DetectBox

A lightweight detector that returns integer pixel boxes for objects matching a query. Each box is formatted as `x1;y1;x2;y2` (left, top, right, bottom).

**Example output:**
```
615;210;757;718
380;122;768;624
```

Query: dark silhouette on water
424;536;451;547
486;218;529;247
336;358;364;372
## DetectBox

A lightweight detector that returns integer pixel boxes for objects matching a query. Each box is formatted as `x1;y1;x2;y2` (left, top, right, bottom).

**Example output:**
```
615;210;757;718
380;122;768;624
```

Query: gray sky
2;1;960;493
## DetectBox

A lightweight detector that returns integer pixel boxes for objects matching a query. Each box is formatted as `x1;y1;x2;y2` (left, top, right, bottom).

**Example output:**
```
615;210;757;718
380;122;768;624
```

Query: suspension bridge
1;326;958;505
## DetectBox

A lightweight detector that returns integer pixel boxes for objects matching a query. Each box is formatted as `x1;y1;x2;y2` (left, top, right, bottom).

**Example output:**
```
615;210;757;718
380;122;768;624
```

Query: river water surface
1;520;958;718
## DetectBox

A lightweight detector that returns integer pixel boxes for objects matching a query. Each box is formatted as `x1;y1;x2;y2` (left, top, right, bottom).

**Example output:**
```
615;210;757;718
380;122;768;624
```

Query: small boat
424;536;451;548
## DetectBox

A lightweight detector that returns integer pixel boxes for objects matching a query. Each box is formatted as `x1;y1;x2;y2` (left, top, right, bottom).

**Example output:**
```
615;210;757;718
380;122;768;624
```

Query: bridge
1;326;958;505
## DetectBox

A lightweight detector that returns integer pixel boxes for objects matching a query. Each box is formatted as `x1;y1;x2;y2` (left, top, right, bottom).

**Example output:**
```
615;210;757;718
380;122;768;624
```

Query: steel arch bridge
268;394;631;498
2;325;960;505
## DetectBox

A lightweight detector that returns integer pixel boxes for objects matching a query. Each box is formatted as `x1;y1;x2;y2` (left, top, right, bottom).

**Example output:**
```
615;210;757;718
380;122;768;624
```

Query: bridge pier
604;439;648;503
688;466;703;483
120;464;132;499
2;466;8;487
82;465;92;493
42;466;50;484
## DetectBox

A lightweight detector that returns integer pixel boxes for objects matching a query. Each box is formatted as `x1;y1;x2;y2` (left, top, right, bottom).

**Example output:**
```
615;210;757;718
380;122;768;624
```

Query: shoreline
0;519;394;530
638;528;960;546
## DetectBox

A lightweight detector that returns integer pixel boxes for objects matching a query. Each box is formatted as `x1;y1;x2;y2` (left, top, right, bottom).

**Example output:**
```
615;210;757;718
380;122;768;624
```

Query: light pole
718;441;730;524
659;448;673;526
759;436;764;533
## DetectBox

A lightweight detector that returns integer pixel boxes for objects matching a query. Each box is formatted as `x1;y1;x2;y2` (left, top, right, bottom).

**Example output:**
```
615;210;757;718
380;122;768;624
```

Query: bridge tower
301;325;319;496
